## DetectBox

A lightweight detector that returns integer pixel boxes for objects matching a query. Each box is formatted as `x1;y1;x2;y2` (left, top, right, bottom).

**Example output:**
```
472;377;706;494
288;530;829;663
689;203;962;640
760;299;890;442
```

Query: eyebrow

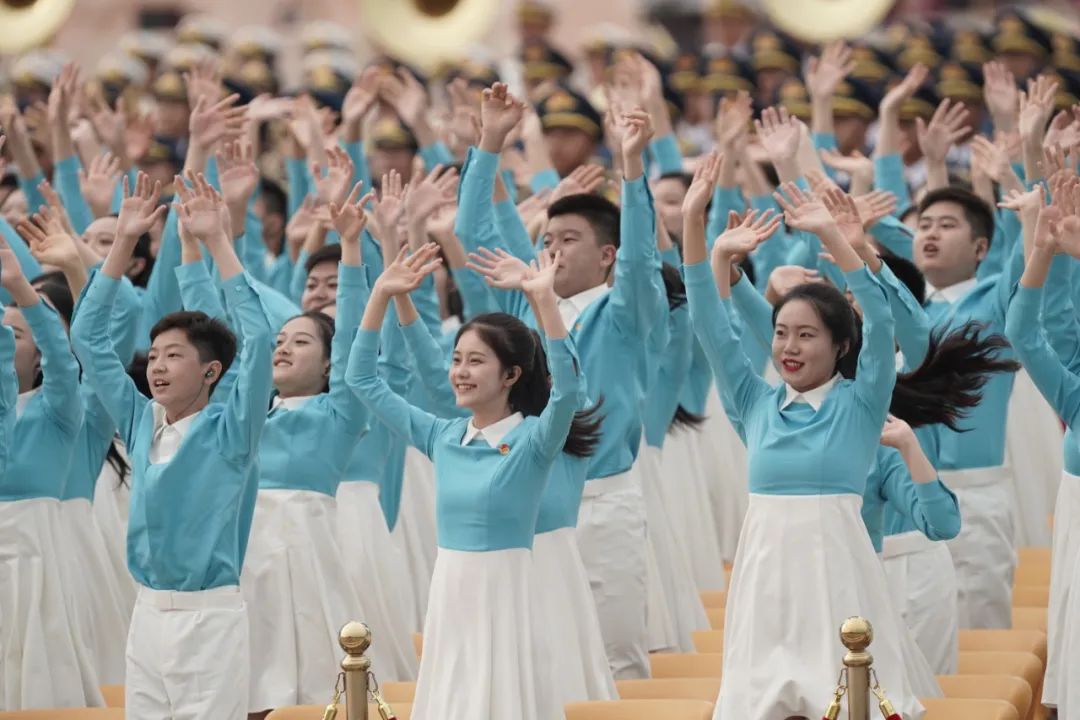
153;343;187;352
278;331;318;341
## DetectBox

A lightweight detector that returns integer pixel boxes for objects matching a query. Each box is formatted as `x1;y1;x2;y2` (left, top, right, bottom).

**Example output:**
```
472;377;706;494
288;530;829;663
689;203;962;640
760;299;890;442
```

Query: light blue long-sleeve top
643;303;693;449
456;146;665;480
0;319;13;480
71;271;273;591
1;300;84;501
686;260;895;495
345;325;583;551
61;386;118;502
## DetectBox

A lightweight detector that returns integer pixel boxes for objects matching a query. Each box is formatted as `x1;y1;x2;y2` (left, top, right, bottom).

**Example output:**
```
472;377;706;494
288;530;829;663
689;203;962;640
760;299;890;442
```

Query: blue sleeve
236;207;268;284
266;252;295;297
0;218;43;297
729;272;774;355
706;186;745;255
214;274;274;464
399;316;459;414
608;177;664;339
846;266;896;415
812;132;840;182
531;336;583;463
18;171;47;220
140;205;183;332
685;260;771;418
175;260;228;319
53;155;94;234
493;199;537;263
648;134;683;176
289;250;309;304
341;139;372;193
880;449;961;541
868;216;914;261
530;168;560;194
449;266;498;319
1042;256;1080;373
345;327;450;455
873;153;912;214
73;266;141;366
329;263;371;428
419;142;454;170
1006;284;1080;429
408;274;445;344
21;300;83;435
286;156;310;219
70;274;149;447
875;262;930;369
0;321;15;416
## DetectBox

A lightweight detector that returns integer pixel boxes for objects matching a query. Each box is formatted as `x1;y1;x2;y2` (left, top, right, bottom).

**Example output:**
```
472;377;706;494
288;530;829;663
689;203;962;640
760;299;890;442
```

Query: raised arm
879;417;960;542
916;99;970;192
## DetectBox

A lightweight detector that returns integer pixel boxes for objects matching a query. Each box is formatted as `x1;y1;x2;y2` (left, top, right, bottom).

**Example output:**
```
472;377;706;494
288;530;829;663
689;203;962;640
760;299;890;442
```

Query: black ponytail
455;313;605;458
105;438;131;489
890;321;1020;431
660;264;706;430
670;405;706;430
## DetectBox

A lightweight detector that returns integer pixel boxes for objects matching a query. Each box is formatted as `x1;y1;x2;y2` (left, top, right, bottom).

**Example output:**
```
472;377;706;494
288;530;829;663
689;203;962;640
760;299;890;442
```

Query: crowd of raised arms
2;2;1080;719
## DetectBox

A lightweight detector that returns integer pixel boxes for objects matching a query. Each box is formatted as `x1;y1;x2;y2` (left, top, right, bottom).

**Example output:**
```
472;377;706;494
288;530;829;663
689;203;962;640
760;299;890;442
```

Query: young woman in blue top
1004;184;1080;716
71;172;274;720
0;235;104;710
346;242;587;720
683;155;934;719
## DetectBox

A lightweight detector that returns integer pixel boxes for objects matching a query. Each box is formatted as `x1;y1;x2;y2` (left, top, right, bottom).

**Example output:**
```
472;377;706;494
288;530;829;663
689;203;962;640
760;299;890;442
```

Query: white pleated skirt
392;447;438;632
1057;527;1080;718
715;493;925;720
56;498;132;684
700;387;749;563
638;445;710;652
882;532;959;676
412;547;561;720
91;454;136;616
658;424;727;591
242;488;399;712
1004;368;1061;547
532;527;617;703
1045;471;1080;708
0;498;104;710
334;481;419;680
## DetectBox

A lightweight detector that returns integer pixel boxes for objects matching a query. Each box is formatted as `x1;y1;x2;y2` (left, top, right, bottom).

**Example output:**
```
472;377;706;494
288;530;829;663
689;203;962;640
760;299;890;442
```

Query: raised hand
1018;74;1059;145
246;93;294;124
173;172;224;241
881;63;929;117
374;243;443;296
521;249;561;298
329;182;376;245
766;265;824;304
713;209;781;261
620;107;654;161
714;90;753;148
548;164;606;206
1040;143;1078;186
46;62;80;158
682;150;722;217
87;92;128;163
983;61;1019;132
342;66;381;130
125;110;156;164
774;182;835;235
405;164;458;222
969;134;1013;183
466;246;531;290
852;190;897;230
1043;110;1080;153
0;236;27;290
805;41;854;101
78;151;123;218
18;208;82;270
379;68;429;129
998;185;1045;218
312;145;355;207
446;77;481;152
116;172;166;239
36;179;78;237
820;187;866;248
285;195;317;259
1054;180;1080;258
189;93;246;151
371;170;407;244
820;148;873;188
216;140;259;209
880;415;917;449
184;58;223;106
479;82;526;153
916;98;970;163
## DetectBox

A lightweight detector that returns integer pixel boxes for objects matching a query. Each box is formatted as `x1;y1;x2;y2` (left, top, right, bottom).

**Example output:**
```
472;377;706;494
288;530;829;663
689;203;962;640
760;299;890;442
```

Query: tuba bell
358;0;500;73
0;0;75;54
760;0;895;43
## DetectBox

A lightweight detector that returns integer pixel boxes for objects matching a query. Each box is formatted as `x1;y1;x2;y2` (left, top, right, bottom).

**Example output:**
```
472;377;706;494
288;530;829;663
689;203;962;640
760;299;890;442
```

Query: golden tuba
358;0;499;73
760;0;895;43
0;0;75;54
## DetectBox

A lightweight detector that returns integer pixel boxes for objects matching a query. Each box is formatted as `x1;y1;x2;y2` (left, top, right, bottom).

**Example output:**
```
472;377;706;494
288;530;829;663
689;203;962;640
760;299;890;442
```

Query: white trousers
126;585;249;720
575;470;650;680
942;467;1017;629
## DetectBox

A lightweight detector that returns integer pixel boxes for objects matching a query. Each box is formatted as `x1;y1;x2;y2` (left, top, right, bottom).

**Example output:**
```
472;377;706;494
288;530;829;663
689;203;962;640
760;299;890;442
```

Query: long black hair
774;283;1020;429
659;262;706;431
455;312;604;458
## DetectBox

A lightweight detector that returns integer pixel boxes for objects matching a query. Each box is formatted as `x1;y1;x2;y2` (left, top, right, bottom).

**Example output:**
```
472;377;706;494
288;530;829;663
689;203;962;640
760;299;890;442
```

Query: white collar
558;283;611;316
781;374;841;411
271;394;315;413
925;277;977;304
461;412;524;448
151;403;202;435
15;388;39;419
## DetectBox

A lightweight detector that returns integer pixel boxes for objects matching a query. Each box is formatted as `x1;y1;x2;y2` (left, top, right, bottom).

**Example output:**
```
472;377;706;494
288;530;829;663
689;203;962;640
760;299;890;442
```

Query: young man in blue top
71;173;274;720
913;185;1020;629
461;82;665;679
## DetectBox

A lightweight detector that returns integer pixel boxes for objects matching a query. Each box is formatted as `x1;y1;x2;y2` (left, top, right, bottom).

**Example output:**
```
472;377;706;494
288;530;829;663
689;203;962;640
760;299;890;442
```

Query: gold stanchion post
839;617;873;720
339;622;372;720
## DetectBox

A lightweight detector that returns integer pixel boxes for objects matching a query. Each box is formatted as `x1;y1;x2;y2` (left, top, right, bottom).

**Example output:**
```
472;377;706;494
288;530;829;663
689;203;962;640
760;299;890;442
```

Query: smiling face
273;316;330;397
449;328;519;413
146;328;217;416
4;306;38;392
542;214;615;299
772;299;844;393
301;261;338;312
915;200;987;289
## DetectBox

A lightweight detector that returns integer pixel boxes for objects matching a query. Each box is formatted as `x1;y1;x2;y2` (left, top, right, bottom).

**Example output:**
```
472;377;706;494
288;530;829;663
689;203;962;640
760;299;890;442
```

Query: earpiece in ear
205;370;214;379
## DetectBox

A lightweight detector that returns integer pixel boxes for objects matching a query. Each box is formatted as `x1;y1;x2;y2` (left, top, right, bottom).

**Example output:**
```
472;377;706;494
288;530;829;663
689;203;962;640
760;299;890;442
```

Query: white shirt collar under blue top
461;411;524;447
270;394;316;413
149;403;202;465
781;374;841;411
925;277;977;304
15;388;38;420
558;283;611;328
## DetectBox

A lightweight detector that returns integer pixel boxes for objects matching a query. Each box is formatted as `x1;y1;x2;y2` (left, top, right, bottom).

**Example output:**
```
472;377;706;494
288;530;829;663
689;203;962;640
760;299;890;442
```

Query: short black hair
658;172;693;190
880;251;926;304
260;179;287;218
149;311;238;392
304;244;343;275
918;187;995;247
547;193;621;249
